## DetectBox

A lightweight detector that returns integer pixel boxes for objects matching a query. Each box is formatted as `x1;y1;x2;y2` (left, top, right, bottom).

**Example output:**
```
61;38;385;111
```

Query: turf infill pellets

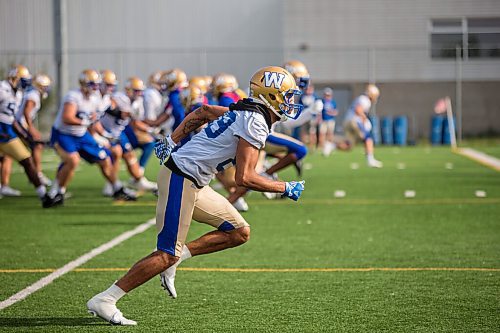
404;190;416;198
334;190;346;198
475;190;487;198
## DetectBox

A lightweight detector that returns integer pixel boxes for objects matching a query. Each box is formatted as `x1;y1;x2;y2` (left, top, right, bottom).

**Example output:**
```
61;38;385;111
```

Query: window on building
430;17;500;59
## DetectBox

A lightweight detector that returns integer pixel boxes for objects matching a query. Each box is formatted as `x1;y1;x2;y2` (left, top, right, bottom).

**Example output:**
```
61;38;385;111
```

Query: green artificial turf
0;145;499;332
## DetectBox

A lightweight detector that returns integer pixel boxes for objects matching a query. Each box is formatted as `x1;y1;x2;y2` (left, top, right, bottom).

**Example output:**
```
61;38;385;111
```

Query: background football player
96;77;157;196
49;69;135;202
15;73;53;186
0;65;59;207
318;87;338;156
343;84;382;168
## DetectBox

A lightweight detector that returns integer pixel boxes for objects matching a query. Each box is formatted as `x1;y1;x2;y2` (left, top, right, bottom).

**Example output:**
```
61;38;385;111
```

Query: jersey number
204;112;236;138
1;102;16;115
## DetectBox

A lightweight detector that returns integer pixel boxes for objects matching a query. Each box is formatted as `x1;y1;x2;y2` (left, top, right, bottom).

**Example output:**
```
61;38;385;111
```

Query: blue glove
154;135;176;165
282;180;305;201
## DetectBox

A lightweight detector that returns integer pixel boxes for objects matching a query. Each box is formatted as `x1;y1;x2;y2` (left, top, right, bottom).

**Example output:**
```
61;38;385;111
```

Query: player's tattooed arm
171;105;228;143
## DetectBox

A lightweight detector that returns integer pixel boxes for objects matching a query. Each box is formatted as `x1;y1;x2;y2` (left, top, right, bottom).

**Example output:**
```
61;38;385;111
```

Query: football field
0;144;499;332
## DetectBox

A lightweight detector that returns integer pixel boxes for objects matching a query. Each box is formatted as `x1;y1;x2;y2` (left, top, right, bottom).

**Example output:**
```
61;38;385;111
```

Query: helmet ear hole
268;93;276;101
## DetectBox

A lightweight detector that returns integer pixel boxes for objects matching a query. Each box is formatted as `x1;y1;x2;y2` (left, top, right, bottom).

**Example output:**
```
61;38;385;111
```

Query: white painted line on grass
456;148;500;172
0;218;155;311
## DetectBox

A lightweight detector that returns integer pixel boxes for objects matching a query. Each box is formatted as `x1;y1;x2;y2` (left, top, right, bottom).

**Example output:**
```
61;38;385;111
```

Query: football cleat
134;177;158;192
232;197;249;212
160;266;177;299
112;187;137;201
367;158;383;168
0;185;21;197
41;193;63;208
87;294;137;326
102;183;113;197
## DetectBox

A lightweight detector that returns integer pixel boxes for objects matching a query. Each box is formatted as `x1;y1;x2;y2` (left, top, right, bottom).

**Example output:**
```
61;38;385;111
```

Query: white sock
180;245;192;262
59;186;66;195
366;153;375;162
35;185;46;198
112;181;122;192
103;283;126;303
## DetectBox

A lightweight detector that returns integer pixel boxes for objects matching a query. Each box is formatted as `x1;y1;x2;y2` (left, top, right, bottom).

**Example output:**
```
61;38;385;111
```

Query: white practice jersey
15;88;41;126
143;87;164;120
99;92;132;138
94;92;112;120
130;96;146;121
54;89;99;137
0;80;22;125
173;110;269;187
345;94;371;122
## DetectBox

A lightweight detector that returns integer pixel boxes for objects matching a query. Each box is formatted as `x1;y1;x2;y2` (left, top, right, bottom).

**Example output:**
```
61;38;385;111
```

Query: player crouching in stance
343;84;382;168
87;66;306;325
95;76;157;196
0;65;59;207
50;69;135;202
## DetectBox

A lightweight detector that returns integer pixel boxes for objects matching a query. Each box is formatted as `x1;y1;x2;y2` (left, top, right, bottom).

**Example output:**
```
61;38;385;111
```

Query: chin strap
257;94;287;122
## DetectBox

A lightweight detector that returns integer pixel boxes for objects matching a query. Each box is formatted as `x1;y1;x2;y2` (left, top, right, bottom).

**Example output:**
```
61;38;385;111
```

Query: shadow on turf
0;317;108;327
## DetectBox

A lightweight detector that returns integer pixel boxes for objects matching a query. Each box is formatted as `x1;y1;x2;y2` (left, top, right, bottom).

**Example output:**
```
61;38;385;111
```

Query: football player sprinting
87;66;306;325
95;75;157;196
49;69;135;202
0;65;59;207
343;84;382;168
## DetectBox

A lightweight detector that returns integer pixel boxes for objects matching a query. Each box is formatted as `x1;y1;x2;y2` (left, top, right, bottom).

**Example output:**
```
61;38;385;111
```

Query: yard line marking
113;197;500;207
455;148;500;172
1;267;499;273
0;218;155;311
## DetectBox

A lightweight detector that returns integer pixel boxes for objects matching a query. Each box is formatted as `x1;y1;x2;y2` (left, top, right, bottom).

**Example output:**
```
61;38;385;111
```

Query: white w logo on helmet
263;71;285;89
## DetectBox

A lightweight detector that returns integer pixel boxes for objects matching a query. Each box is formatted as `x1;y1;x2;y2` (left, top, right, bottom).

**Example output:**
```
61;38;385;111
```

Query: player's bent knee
153;249;179;269
294;145;308;160
66;154;80;168
230;227;250;246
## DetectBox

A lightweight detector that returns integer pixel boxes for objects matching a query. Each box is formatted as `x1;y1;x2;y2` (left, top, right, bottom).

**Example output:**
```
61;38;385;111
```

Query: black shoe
113;187;137;201
41;193;64;208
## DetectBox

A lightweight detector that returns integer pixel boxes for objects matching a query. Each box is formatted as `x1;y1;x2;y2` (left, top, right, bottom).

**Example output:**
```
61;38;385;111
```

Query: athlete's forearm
235;171;286;193
171;104;228;143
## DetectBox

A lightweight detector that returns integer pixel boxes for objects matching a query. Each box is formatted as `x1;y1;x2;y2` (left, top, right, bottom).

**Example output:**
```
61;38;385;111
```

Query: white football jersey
345;94;371;121
0;80;20;125
15;88;41;126
54;89;99;137
143;88;164;120
129;96;146;121
94;92;112;120
99;92;132;138
172;110;269;187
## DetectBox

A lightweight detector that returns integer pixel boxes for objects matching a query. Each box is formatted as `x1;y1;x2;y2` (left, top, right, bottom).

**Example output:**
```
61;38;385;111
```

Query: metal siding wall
0;0;55;76
284;0;500;82
63;0;284;89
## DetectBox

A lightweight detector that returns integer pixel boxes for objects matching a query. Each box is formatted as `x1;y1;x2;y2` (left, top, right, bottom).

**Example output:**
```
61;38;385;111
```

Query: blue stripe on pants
157;172;184;255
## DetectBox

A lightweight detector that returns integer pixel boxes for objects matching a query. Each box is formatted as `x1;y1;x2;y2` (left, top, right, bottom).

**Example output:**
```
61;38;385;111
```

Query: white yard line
0;218;155;311
456;148;500;172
